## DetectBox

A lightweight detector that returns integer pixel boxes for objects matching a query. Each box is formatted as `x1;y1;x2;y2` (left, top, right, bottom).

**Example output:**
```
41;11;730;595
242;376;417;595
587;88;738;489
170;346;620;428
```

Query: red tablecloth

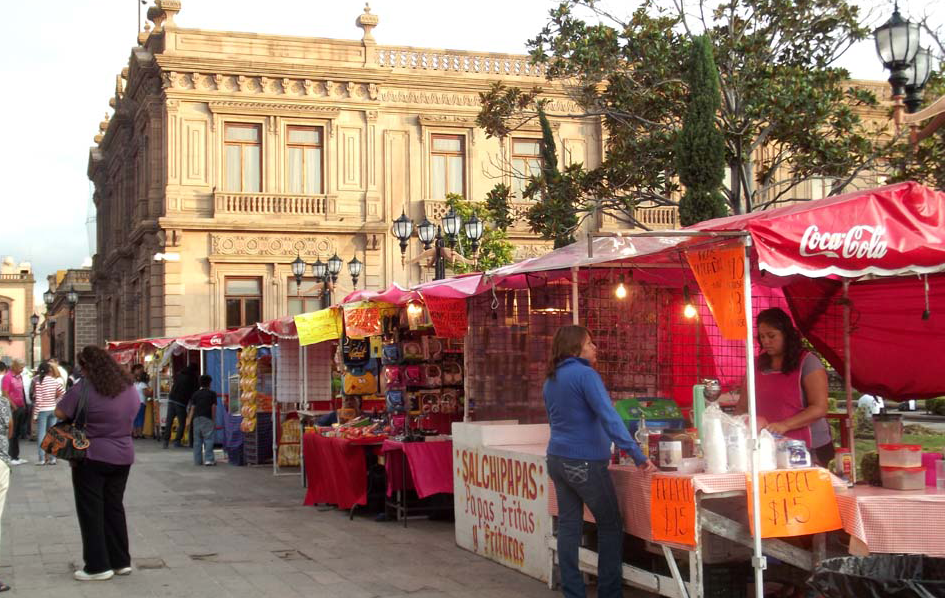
835;485;945;556
381;439;454;499
303;432;383;510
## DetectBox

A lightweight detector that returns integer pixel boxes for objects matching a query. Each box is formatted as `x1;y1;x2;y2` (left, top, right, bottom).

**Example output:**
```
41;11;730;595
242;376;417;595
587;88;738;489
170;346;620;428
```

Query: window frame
224;276;263;329
223;122;263;193
286;276;324;316
511;137;544;200
429;133;466;199
285;125;325;195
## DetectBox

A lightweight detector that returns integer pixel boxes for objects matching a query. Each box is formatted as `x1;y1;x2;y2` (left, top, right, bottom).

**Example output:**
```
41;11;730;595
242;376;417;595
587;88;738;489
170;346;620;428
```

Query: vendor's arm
582;370;649;467
767;365;828;435
734;378;769;429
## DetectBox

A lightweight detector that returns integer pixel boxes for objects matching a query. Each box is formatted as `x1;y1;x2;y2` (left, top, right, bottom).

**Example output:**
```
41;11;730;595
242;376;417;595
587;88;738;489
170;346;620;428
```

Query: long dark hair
77;346;133;398
756;308;804;373
36;362;50;384
546;325;589;380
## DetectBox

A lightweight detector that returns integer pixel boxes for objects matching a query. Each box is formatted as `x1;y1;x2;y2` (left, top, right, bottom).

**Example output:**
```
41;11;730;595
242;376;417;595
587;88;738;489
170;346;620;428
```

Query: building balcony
633;204;679;230
420;199;535;231
214;192;334;217
0;322;9;335
0;273;33;282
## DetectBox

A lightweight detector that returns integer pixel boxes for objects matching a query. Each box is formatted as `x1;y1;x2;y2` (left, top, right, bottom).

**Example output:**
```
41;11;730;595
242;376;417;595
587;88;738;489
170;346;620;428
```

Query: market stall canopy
341;283;418;306
257;315;297;339
689;181;945;278
174;326;273;350
105;337;176;352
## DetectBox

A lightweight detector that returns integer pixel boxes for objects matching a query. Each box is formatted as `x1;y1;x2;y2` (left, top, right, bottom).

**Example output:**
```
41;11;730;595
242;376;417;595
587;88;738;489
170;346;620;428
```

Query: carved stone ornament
368;83;379;100
346;81;357;97
418;114;478;127
303;79;316;95
513;244;552;260
210;234;335;258
356;3;379;41
324;80;335;95
207;100;340;119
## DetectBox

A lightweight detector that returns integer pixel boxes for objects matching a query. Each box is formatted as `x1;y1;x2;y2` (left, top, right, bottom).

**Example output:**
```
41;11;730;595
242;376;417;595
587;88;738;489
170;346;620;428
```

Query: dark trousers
548;455;625;598
9;407;27;460
71;459;132;574
163;401;188;445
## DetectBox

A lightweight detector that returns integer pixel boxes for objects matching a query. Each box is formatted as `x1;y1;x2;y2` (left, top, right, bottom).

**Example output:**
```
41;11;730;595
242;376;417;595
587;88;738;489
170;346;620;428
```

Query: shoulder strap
74;382;90;429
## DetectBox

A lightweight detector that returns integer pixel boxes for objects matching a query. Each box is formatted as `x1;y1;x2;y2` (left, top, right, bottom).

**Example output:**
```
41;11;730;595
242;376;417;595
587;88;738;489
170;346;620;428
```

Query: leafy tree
478;0;888;236
886;71;945;190
675;34;727;225
443;193;515;274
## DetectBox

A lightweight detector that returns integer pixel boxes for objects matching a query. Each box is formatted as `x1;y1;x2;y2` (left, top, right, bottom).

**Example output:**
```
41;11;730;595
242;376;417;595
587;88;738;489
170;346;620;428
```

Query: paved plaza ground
0;440;595;597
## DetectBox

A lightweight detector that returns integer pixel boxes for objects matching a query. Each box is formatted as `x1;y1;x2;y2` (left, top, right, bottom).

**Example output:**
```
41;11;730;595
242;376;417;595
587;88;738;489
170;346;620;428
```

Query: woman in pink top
32;362;64;465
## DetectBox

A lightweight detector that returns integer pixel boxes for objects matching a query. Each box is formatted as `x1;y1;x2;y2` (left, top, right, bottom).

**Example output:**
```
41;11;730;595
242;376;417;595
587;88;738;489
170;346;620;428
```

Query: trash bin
808;555;945;598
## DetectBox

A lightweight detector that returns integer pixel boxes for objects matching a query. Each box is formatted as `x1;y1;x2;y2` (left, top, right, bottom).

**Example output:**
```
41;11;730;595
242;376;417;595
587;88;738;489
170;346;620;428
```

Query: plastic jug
872;412;903;445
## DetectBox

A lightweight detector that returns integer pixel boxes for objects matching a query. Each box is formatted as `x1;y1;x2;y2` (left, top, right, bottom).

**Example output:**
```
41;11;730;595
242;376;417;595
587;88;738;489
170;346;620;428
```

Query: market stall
428;182;945;597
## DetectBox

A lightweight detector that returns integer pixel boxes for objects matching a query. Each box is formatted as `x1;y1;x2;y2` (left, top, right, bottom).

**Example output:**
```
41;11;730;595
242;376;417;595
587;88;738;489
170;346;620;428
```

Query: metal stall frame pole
843;280;856;484
272;342;279;476
571;266;579;325
299;339;307;487
741;237;766;598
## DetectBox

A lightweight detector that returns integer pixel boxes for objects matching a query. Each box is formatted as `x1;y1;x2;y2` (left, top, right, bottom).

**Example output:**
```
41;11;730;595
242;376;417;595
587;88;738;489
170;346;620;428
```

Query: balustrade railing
376;47;546;78
214;193;329;216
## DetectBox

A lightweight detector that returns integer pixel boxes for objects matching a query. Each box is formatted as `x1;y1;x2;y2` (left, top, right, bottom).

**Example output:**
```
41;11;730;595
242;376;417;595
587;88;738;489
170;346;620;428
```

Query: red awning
174;326;273;350
256;316;298;339
105;337;176;352
689;181;945;278
341;283;418;305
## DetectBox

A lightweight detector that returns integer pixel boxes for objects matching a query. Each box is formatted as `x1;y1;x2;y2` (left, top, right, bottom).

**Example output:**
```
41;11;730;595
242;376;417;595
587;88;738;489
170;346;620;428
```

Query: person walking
55;346;139;581
0;385;14;591
1;360;28;465
543;325;656;598
163;365;196;449
132;370;151;439
32;363;64;465
188;375;217;466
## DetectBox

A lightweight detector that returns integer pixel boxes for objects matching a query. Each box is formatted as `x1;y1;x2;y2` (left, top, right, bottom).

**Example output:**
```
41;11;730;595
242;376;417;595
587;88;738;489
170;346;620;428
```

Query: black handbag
40;382;90;461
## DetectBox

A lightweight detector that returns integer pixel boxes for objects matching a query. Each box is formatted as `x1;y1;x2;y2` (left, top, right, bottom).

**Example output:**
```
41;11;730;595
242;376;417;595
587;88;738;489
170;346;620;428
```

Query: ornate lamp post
392;211;413;259
29;313;39;369
66;285;78;364
391;205;487;281
43;289;54;359
464;213;485;254
347;256;363;288
903;46;934;114
291;254;307;293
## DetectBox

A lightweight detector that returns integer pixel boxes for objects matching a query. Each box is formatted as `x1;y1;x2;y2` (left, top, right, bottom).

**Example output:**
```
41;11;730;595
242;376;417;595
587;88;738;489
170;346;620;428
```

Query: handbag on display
421;364;442;389
442;360;463;386
419;390;441;414
386;390;405;413
424;336;444;361
403;365;422;386
381;365;405;392
402;340;424;362
40;382;90;462
381;343;403;365
343;368;378;396
342;336;370;367
440;389;460;414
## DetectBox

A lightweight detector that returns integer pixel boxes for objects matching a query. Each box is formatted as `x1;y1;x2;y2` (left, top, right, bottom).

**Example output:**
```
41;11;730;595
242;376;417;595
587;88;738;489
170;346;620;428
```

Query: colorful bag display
440;389;460;414
402;340;424;362
420;390;441;414
386;390;405;413
404;365;422;386
381;343;403;365
424;336;444;361
442;360;463;386
342;336;370;367
421;364;442;388
343;368;378;395
381;365;405;391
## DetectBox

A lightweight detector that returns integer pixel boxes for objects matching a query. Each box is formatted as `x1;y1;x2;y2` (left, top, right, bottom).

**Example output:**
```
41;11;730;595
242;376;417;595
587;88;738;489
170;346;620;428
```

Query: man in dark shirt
163;365;197;449
188;375;217;466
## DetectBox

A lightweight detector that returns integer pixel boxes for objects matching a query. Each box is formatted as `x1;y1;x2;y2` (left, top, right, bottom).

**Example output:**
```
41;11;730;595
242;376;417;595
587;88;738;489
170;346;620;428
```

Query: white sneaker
115;567;132;575
12;459;27;466
74;569;114;581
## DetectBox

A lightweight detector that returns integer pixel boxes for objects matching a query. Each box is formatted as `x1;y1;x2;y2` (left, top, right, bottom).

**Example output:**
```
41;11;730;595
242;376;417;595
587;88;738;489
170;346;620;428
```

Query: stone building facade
87;1;624;343
41;269;96;366
0;258;36;366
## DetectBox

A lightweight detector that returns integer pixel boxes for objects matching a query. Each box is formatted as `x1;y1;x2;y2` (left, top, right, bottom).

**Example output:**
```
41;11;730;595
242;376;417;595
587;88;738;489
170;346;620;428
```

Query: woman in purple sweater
56;346;139;582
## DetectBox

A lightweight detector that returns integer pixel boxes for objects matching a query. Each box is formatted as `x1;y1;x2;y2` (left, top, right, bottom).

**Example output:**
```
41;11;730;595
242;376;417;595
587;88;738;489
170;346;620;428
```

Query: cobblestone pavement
0;439;577;598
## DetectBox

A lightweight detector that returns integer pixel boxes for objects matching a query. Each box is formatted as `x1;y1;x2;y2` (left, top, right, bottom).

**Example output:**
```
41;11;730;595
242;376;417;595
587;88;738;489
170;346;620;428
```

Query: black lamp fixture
29;313;39;369
291;254;307;288
327;253;343;283
312;257;327;281
904;47;934;113
30;313;39;331
392;210;413;256
66;285;78;365
874;3;921;98
441;207;462;247
66;286;78;306
43;289;54;309
416;215;437;250
347;256;363;288
464;213;484;253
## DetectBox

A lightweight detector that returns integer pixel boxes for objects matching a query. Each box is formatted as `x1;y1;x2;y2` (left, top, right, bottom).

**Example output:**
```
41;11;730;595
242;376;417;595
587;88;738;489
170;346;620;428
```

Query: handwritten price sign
650;475;696;547
423;295;468;339
294;308;341;346
746;468;841;538
343;301;395;339
685;243;746;340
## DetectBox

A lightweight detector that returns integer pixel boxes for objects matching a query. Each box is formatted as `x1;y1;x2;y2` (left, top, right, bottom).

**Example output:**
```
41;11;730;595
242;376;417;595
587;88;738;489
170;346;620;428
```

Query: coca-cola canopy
689;181;945;277
174;326;273;350
106;337;176;352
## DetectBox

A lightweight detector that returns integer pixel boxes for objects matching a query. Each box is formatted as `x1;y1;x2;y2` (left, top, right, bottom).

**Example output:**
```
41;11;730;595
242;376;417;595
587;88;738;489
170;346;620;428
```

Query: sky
0;0;937;306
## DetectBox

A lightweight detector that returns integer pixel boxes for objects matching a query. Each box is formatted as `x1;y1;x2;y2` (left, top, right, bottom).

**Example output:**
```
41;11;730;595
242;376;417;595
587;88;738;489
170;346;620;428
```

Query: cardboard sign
343;301;394;339
746;468;842;538
423;295;468;339
294;308;341;347
686;244;747;340
650;475;696;547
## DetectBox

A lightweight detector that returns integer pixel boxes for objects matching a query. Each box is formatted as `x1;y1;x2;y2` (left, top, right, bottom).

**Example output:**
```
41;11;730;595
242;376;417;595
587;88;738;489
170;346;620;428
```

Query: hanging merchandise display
238;346;274;465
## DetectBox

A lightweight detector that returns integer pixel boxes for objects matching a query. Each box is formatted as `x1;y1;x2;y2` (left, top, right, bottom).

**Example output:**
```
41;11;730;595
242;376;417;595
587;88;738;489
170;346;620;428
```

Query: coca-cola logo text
799;225;888;259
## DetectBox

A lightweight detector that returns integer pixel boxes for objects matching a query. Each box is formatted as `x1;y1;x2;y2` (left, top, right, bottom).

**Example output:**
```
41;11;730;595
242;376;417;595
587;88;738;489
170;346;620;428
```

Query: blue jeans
193;416;215;465
547;455;625;598
36;410;58;462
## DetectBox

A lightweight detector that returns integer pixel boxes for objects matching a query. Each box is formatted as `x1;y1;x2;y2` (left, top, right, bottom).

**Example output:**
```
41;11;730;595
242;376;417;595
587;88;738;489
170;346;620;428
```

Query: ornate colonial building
0;258;36;366
88;1;616;343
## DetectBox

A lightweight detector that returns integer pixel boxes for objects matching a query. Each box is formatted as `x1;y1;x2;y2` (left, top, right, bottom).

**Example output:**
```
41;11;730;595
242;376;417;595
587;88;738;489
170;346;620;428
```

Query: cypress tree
675;35;727;226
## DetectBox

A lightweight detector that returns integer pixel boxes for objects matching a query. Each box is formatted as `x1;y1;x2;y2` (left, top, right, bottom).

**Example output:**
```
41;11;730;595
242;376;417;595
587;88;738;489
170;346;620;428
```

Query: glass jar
658;428;694;471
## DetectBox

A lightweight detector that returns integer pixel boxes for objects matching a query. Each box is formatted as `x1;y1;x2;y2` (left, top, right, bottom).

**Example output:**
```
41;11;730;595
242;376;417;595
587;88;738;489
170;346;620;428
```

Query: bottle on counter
635;416;650;459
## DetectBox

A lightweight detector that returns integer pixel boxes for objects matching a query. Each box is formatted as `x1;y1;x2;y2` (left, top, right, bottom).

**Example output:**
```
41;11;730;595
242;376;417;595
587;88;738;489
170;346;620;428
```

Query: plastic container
880;465;926;490
777;440;811;469
658;428;694;471
872;413;903;445
878;443;922;467
922;452;943;486
834;448;853;482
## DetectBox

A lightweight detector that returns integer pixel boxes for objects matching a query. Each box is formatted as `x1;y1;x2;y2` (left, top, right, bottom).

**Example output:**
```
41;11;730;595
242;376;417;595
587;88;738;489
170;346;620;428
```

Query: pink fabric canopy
256;315;298;339
174;326;273;350
341;283;418;305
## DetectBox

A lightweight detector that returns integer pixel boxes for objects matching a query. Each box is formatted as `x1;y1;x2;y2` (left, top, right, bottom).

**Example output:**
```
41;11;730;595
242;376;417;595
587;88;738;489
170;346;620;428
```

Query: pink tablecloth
835;486;945;556
381;439;454;499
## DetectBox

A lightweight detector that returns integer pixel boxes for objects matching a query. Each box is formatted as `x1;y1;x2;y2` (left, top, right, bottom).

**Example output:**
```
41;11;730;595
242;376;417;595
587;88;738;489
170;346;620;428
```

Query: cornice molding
207;100;341;118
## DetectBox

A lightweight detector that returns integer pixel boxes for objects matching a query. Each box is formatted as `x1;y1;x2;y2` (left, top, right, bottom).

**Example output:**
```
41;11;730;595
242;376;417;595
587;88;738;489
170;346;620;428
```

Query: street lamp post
29;314;39;369
392;205;484;282
66;285;78;365
43;289;54;359
347;256;363;288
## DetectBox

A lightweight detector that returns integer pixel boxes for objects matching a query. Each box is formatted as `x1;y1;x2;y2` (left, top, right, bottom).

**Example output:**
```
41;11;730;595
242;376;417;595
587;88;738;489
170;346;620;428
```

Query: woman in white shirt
32;362;64;465
133;370;151;438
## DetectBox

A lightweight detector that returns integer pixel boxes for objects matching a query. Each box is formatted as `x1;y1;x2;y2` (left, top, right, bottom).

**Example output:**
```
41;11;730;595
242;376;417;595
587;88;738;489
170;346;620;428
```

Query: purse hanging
41;382;90;462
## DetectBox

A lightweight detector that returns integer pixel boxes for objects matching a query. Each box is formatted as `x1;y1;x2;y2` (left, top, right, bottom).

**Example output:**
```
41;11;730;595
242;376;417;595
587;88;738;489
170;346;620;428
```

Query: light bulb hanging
683;285;698;319
615;274;627;299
